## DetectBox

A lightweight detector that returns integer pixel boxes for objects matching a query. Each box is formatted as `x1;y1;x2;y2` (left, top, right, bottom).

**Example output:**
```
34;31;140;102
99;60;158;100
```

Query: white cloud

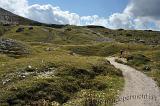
25;5;109;26
108;13;134;29
124;0;160;20
124;0;160;30
0;0;28;16
25;4;78;24
80;15;109;27
0;0;160;30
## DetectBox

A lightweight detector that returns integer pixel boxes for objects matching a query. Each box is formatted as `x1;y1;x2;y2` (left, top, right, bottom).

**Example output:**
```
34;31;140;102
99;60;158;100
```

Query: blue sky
28;0;129;17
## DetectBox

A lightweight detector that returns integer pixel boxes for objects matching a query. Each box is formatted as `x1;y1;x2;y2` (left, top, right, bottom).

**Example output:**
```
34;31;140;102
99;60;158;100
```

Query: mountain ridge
0;7;41;25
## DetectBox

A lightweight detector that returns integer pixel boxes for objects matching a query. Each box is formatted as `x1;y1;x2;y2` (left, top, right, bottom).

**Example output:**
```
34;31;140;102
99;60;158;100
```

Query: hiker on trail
120;50;124;58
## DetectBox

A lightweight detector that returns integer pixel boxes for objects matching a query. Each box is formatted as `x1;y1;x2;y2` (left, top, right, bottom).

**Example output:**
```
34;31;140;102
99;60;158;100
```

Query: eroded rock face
0;38;29;56
0;7;40;25
0;8;27;25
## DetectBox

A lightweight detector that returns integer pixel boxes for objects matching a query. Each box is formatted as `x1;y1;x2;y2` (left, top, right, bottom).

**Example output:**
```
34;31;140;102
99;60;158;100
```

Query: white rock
28;65;32;69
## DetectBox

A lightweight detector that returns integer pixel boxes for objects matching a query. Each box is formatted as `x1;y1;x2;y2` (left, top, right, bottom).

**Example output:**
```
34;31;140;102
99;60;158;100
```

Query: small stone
2;81;6;85
22;75;26;78
25;65;35;72
45;47;51;51
28;65;32;69
2;79;11;85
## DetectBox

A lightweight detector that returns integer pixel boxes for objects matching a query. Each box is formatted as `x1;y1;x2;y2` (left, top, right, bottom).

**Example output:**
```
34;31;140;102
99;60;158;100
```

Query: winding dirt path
106;57;160;106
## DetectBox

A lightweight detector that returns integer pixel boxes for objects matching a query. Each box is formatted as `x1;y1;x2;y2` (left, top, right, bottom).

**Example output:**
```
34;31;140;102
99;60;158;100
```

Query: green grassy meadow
0;24;160;105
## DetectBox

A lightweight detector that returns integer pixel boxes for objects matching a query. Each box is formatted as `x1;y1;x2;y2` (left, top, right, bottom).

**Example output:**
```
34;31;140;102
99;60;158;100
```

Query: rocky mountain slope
0;7;40;25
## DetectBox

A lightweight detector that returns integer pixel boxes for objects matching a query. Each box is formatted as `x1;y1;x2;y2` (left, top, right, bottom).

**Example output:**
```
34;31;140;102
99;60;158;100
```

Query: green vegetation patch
127;54;150;66
64;43;152;57
126;51;160;87
0;44;124;106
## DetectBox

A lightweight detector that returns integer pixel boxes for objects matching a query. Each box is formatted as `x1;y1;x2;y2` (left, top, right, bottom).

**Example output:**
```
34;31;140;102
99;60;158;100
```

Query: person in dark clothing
120;50;124;58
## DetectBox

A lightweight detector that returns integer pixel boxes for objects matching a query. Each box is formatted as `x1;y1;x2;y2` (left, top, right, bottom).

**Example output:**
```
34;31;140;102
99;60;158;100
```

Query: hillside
0;8;41;25
0;8;160;106
1;25;160;45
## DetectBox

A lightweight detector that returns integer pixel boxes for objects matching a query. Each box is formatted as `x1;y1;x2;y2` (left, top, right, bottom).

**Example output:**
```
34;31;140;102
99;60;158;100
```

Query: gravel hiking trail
106;57;160;106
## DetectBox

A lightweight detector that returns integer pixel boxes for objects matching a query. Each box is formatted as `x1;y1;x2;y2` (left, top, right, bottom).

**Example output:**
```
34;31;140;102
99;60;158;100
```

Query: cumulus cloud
0;0;28;16
107;13;134;29
80;15;109;27
25;4;80;24
0;0;110;27
124;0;160;30
0;0;160;30
104;0;160;30
26;5;110;26
124;0;160;20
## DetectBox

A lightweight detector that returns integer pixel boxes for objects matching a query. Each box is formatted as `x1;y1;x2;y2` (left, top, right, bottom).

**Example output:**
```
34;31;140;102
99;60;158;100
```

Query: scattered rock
28;65;32;69
37;71;55;79
0;38;29;56
69;51;76;56
2;78;11;85
143;66;151;71
45;47;52;51
51;101;60;106
25;65;36;72
151;40;159;45
28;27;33;30
139;40;145;43
1;65;56;85
16;27;24;32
